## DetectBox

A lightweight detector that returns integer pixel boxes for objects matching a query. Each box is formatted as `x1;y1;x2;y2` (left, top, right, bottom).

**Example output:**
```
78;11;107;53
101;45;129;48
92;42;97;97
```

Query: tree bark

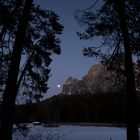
115;0;139;140
0;0;33;140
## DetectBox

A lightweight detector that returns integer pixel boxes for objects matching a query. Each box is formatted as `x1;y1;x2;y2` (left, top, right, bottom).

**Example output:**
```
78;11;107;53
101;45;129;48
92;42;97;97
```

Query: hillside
13;92;140;124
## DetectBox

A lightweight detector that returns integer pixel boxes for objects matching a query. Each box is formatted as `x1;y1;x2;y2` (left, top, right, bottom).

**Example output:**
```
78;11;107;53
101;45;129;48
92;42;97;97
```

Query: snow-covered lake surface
13;124;126;140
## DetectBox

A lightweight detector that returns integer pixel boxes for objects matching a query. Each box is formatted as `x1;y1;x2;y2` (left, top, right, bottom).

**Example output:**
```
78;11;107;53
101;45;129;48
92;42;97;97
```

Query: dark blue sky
34;0;100;98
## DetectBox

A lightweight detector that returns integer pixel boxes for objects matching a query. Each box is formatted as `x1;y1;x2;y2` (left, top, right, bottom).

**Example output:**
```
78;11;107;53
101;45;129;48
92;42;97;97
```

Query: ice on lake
13;124;126;140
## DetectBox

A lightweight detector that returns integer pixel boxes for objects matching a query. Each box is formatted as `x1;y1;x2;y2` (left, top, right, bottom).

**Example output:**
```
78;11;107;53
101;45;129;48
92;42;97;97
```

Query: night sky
34;0;100;98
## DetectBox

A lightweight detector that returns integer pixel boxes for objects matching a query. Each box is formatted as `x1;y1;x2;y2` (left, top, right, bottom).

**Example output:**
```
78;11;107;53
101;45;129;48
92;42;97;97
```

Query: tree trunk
0;0;33;140
115;0;139;140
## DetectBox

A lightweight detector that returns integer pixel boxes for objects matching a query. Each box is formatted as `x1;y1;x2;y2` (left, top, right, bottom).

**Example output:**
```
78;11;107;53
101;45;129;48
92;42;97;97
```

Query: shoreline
58;122;126;128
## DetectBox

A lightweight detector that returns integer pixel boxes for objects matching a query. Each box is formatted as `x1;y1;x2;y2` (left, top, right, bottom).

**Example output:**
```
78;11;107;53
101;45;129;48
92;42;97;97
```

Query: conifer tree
0;0;63;139
75;0;140;140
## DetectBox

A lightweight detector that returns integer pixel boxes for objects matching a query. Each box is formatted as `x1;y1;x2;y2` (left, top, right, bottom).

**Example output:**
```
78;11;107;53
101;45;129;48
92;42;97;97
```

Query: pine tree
0;1;33;139
0;0;63;139
75;0;140;140
0;0;63;103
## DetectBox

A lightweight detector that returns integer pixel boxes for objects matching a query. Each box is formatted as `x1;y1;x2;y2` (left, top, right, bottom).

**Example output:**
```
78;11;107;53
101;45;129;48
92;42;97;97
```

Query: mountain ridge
61;63;140;95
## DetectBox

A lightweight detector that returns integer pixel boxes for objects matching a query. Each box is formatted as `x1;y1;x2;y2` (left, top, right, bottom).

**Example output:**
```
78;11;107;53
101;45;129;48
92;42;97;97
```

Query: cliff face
61;64;139;95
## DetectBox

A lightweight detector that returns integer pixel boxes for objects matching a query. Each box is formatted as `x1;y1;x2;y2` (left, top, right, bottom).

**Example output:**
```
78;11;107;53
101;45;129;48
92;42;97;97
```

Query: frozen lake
13;124;126;140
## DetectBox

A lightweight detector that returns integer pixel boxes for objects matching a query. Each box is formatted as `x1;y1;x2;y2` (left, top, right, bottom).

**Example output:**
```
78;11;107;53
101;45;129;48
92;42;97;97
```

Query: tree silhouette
0;0;63;103
0;0;33;139
0;0;63;140
75;0;140;140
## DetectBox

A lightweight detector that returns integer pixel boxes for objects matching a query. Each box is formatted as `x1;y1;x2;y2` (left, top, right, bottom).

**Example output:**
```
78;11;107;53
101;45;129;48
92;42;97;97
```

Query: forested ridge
10;92;140;124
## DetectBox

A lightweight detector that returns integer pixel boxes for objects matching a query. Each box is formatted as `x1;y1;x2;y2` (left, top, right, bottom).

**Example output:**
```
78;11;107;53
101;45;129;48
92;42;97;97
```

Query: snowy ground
13;124;126;140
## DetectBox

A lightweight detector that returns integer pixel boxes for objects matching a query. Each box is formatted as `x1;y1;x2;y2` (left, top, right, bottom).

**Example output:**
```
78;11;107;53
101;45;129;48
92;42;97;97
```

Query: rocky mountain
61;64;140;95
